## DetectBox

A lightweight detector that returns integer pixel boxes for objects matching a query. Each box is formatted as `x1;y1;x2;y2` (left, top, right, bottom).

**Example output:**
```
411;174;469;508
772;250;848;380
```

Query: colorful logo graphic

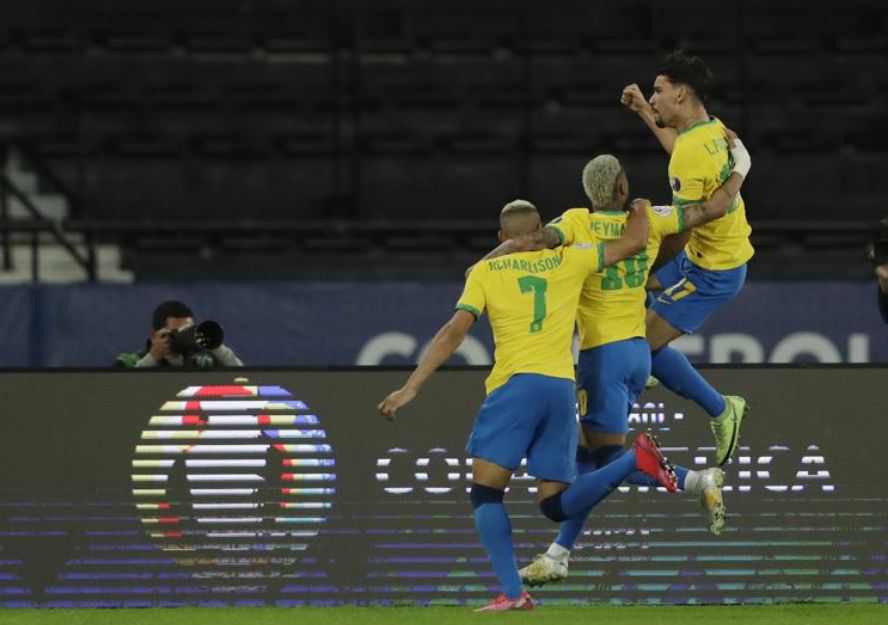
131;379;335;561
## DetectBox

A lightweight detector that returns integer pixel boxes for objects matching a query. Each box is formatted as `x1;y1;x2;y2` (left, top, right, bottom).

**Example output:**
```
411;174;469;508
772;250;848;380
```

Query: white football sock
545;543;570;561
683;470;702;494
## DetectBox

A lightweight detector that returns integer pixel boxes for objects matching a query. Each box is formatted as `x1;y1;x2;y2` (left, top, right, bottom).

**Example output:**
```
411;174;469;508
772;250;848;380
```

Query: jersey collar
677;116;719;136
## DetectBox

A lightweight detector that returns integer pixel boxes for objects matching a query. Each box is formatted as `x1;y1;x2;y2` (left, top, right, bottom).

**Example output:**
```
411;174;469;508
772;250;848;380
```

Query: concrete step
7;169;38;195
0;243;134;284
4;150;70;221
2;150;127;282
6;152;38;192
6;195;69;221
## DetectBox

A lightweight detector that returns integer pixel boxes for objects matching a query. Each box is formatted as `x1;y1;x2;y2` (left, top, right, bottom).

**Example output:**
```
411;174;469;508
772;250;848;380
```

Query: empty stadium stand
0;0;883;279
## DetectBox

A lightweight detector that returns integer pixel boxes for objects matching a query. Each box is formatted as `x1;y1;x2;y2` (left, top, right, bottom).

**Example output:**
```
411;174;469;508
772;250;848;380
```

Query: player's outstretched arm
601;199;649;268
621;83;677;155
377;310;475;420
466;227;562;277
681;138;752;229
484;228;560;260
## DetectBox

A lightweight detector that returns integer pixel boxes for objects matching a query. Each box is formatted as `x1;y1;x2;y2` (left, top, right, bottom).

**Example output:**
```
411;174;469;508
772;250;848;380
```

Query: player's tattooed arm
681;137;752;230
680;173;742;229
486;227;561;259
466;227;562;277
601;199;649;268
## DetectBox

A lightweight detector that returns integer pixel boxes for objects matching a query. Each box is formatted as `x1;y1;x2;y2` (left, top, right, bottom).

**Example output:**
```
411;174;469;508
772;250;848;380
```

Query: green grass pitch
0;605;886;625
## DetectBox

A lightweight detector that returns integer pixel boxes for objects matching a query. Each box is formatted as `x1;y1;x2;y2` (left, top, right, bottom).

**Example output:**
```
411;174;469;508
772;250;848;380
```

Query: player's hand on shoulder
628;198;650;225
623;199;650;250
621;84;649;114
378;386;417;421
726;130;752;178
724;126;739;147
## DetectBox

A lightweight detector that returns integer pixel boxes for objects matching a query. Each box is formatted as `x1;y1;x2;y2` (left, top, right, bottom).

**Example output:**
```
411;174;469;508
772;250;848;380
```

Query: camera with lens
168;320;225;356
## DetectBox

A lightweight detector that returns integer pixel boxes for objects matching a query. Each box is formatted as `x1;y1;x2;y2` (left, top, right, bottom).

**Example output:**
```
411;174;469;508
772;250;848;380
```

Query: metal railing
0;144;877;282
0;213;872;283
0;144;96;282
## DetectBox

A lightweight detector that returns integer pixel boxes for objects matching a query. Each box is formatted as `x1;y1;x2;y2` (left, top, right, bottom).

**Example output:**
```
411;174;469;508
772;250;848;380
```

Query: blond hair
582;155;623;209
500;199;537;217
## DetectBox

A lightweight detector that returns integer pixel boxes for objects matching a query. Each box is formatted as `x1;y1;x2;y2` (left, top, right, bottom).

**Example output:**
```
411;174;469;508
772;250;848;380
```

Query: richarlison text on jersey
487;256;562;274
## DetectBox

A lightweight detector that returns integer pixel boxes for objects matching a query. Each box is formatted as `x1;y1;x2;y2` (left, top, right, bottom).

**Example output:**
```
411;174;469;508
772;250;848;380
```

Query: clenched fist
621;83;650;114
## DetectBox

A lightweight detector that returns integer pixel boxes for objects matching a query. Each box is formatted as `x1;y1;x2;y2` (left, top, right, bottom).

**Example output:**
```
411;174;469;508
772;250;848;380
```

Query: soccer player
872;218;888;323
877;263;888;324
620;51;754;466
479;142;751;586
378;200;679;611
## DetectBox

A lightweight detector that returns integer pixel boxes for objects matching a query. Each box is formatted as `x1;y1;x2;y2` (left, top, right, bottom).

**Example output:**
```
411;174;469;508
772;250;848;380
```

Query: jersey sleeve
455;266;486;319
564;243;604;279
546;208;586;246
647;203;685;238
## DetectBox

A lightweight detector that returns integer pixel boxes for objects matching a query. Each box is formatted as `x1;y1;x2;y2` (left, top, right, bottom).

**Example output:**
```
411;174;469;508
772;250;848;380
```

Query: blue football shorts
466;373;577;483
650;250;747;334
576;337;650;434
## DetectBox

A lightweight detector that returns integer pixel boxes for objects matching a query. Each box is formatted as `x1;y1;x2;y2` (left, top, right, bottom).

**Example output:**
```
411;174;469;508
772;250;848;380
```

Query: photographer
114;300;243;368
872;218;888;324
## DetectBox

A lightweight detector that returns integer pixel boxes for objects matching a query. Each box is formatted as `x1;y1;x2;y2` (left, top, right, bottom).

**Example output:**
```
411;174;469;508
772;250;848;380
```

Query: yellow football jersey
549;205;683;349
669;117;754;270
456;245;603;394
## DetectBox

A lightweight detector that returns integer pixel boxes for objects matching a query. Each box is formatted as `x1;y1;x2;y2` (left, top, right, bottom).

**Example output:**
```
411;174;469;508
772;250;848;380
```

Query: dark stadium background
0;0;883;367
0;0;883;282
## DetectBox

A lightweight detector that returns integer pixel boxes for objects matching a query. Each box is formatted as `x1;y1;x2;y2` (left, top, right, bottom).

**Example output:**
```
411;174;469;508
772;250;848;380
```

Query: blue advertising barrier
0;281;884;367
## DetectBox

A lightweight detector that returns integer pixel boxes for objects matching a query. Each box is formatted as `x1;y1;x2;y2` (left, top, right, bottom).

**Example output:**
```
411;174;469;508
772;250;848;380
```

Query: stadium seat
0;0;881;246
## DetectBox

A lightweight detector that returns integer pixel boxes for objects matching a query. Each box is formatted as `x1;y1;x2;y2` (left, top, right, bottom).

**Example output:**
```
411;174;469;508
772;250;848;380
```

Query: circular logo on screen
131;378;335;562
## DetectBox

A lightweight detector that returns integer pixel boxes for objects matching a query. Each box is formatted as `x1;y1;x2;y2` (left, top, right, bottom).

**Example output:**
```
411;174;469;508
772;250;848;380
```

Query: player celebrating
478;142;751;586
378;200;678;611
621;51;753;466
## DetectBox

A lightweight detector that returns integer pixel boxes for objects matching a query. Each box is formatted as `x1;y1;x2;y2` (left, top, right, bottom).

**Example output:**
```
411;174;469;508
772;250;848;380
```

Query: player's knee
469;483;505;509
648;334;670;352
646;317;674;351
575;445;596;465
589;444;626;468
539;493;567;523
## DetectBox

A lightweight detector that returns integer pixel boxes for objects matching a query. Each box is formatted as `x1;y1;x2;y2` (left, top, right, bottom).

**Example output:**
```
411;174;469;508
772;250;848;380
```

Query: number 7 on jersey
517;276;548;333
